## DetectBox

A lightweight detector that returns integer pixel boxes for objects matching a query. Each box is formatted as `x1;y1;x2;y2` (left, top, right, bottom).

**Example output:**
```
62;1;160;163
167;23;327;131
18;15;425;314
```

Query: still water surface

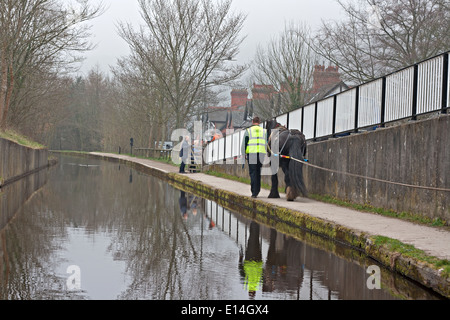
0;155;443;300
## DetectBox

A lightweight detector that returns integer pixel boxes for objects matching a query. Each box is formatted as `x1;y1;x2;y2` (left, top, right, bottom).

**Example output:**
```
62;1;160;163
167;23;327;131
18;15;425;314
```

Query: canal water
0;155;443;300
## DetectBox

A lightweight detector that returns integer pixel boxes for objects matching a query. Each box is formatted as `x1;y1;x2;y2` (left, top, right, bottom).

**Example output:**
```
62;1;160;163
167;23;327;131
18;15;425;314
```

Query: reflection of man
189;195;198;216
240;222;263;298
179;191;188;220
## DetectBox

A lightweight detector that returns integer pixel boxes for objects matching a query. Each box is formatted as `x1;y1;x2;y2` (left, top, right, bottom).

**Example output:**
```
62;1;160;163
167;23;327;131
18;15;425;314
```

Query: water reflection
0;166;48;230
0;155;443;300
240;222;263;298
202;199;431;300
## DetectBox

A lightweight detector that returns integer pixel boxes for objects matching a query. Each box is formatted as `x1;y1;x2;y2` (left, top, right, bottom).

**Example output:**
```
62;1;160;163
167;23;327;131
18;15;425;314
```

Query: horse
265;119;308;201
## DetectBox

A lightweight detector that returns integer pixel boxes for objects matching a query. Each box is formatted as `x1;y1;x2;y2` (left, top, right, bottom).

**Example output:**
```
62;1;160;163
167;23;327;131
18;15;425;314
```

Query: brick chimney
312;65;341;93
231;89;249;109
252;84;276;100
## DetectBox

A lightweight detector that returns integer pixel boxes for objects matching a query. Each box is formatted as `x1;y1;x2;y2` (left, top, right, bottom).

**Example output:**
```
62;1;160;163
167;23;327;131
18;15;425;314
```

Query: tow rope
271;154;450;192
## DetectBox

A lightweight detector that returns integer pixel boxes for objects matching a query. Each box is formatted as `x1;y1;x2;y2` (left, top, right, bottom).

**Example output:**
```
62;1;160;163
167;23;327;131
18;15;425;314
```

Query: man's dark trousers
248;154;263;197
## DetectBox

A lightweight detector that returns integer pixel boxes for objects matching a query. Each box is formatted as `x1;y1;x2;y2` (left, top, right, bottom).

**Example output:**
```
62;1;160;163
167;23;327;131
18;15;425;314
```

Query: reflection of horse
266;119;308;201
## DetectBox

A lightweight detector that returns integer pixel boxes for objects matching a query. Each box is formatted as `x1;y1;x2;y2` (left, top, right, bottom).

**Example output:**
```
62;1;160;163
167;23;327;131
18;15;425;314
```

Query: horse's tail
288;133;308;197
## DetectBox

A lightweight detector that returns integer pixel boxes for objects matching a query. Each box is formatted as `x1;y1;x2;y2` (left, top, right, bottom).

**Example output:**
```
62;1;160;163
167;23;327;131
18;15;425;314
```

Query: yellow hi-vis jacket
243;260;263;292
245;125;267;154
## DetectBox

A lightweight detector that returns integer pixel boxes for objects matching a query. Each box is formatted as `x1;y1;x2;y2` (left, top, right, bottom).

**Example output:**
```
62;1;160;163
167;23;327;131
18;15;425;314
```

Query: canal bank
51;151;450;298
0;135;50;188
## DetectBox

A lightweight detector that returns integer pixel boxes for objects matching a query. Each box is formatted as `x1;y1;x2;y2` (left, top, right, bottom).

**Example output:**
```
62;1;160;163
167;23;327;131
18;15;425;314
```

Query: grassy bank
0;129;45;149
117;152;177;166
373;236;450;278
309;194;448;228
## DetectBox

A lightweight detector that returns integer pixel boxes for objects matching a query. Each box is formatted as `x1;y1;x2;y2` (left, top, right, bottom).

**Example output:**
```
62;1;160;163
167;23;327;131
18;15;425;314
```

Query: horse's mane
267;119;287;131
267;119;306;156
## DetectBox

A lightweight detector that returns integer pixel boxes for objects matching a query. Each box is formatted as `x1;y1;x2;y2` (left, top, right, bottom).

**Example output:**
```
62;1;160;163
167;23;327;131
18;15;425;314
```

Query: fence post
301;106;304;133
313;101;318;141
223;134;226;162
380;77;386;127
442;53;449;114
286;112;290;129
354;86;359;133
412;64;419;120
332;95;337;137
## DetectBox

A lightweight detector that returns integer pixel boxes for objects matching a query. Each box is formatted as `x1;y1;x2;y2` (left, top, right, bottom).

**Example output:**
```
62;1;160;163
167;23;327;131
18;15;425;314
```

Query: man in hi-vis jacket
241;117;267;198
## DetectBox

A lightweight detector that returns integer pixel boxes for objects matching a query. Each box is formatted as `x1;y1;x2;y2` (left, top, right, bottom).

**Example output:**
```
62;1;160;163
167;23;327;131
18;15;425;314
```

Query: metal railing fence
205;51;449;165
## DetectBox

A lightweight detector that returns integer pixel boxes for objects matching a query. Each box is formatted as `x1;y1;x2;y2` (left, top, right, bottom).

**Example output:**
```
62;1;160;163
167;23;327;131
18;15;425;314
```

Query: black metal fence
205;51;449;164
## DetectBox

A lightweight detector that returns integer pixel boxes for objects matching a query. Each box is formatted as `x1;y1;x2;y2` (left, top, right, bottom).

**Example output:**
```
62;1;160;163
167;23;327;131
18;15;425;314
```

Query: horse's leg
268;172;280;198
282;159;298;201
267;138;280;198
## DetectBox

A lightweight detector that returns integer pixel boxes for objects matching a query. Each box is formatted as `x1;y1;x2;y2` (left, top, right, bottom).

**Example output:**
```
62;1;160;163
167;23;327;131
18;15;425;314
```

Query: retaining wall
0;138;49;187
207;114;450;222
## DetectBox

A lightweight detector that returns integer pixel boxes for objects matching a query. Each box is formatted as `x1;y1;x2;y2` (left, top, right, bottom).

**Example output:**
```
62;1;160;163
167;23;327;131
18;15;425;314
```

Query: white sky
79;0;345;75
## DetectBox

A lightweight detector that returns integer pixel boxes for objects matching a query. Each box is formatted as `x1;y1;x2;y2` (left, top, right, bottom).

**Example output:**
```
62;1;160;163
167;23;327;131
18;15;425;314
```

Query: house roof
306;81;350;104
206;106;248;132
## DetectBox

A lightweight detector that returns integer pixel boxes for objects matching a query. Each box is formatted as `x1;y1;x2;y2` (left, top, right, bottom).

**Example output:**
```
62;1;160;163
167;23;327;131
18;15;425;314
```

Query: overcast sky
79;0;345;75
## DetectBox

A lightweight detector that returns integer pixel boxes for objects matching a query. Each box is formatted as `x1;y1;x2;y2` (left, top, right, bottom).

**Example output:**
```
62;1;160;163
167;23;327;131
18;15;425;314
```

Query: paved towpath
90;152;450;260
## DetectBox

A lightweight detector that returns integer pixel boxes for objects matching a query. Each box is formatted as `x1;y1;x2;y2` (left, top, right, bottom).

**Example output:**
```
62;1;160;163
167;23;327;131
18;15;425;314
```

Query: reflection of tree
0;168;75;299
0;190;75;299
114;190;208;300
1;156;214;299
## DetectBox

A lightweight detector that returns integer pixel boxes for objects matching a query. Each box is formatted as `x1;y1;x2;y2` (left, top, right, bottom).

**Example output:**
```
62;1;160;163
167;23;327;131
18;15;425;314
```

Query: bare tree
40;67;119;152
313;0;450;84
111;51;173;149
9;70;74;143
251;22;318;118
0;0;103;129
118;0;247;129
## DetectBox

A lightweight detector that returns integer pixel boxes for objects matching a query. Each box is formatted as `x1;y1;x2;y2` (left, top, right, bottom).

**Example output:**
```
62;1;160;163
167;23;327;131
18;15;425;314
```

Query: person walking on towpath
241;117;267;198
179;135;190;174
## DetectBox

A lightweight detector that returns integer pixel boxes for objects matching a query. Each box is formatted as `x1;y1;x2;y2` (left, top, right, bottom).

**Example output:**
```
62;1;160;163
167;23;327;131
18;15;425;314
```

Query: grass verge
112;152;177;166
373;236;450;278
310;194;448;228
0;129;45;149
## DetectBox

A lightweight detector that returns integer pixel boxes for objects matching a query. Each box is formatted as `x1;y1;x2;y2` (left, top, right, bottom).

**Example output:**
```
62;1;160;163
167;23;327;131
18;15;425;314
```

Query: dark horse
266;119;308;201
